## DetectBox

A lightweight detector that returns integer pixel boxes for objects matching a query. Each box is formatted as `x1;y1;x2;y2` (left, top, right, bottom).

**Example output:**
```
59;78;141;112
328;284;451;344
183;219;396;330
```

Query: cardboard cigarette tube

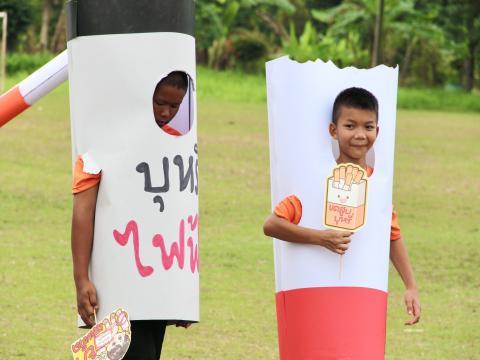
67;0;198;327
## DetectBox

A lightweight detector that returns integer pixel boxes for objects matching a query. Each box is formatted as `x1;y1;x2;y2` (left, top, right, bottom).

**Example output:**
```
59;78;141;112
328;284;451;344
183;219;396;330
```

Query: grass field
0;71;479;359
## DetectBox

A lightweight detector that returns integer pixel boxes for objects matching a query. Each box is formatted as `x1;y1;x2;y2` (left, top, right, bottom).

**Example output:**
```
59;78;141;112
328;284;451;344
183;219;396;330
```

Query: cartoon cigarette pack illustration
324;163;368;231
71;309;131;360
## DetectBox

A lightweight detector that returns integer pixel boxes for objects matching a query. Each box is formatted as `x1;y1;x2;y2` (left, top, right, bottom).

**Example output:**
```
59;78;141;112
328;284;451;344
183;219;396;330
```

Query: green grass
1;72;479;359
397;87;480;113
198;67;480;113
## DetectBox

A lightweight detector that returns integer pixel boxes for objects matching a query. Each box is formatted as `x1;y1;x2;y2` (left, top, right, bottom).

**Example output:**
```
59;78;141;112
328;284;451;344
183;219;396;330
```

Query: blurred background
1;0;479;109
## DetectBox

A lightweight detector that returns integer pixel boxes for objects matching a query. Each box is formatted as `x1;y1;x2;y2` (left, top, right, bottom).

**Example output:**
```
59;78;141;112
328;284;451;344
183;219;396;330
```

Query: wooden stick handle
339;254;343;279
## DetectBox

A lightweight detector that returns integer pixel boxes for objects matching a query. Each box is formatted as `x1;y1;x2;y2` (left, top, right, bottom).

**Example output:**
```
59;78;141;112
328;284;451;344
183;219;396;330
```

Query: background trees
0;0;478;91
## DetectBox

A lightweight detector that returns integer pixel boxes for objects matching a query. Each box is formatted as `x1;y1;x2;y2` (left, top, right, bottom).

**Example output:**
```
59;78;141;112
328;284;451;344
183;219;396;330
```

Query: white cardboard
266;56;398;293
68;33;199;324
19;50;68;105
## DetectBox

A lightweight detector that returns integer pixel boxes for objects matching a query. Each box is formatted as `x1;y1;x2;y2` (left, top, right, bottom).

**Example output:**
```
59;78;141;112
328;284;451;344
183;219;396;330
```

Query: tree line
0;0;478;91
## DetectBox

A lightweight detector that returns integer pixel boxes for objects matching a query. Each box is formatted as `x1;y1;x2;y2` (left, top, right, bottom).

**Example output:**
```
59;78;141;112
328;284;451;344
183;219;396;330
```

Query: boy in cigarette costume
68;1;198;358
264;58;420;359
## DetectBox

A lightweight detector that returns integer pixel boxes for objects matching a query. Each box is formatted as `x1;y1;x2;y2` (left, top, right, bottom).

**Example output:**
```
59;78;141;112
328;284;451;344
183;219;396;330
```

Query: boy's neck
336;155;368;170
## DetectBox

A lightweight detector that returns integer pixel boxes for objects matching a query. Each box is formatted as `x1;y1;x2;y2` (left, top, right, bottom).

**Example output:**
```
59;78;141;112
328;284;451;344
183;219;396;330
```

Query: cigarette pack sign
71;309;131;360
324;163;368;231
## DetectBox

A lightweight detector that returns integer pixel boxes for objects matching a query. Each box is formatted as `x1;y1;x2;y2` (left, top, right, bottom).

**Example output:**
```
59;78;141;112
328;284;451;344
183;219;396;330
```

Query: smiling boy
263;87;421;325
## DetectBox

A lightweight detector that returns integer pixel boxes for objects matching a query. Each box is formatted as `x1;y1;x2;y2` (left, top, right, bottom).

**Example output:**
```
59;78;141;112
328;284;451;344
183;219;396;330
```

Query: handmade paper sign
266;56;398;359
71;309;131;360
324;163;368;231
67;0;199;326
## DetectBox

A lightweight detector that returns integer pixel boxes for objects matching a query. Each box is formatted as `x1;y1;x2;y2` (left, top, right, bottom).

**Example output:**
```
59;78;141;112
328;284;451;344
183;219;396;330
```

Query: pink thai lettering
113;220;154;278
113;214;199;276
328;203;353;217
152;219;185;270
187;214;200;273
334;215;353;225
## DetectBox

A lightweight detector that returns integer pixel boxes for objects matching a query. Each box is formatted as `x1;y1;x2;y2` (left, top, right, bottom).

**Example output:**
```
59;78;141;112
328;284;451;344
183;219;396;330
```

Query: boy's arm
390;237;421;325
71;184;99;327
263;214;352;254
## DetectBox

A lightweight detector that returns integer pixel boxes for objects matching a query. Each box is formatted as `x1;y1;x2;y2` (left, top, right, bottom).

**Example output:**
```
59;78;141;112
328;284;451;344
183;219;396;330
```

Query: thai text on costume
328;203;354;225
136;144;198;212
113;214;200;278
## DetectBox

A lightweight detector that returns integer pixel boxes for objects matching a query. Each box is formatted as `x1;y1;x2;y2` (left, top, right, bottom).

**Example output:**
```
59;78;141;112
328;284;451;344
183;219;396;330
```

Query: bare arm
390;237;421;325
71;184;99;327
263;214;352;254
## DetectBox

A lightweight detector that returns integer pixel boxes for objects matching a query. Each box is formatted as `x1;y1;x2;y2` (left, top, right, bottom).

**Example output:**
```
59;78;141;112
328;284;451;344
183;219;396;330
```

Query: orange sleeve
162;124;182;136
391;208;401;241
72;156;101;194
366;166;374;177
274;195;302;225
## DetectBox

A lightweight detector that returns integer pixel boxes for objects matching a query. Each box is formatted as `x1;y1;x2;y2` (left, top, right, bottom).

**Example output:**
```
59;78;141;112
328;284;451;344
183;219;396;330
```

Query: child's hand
76;278;98;327
317;230;352;254
404;288;421;325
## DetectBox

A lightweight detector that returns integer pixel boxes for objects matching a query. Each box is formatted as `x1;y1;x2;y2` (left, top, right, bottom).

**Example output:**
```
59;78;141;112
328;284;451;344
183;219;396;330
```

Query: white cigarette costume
67;3;199;325
266;56;398;359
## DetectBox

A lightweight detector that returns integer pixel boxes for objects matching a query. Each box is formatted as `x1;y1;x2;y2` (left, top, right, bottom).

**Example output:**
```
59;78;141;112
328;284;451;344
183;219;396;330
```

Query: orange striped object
0;50;68;128
0;86;29;127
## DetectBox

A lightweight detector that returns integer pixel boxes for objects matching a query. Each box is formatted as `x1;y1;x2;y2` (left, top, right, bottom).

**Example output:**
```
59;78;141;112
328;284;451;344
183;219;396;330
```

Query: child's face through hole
329;106;379;164
153;84;187;128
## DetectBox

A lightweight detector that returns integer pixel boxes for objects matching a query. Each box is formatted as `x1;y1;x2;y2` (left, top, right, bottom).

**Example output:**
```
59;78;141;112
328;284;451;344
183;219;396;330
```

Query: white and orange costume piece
0;51;67;127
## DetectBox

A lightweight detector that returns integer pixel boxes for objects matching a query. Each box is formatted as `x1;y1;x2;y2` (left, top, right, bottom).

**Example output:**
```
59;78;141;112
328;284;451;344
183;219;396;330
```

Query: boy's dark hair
332;87;379;124
156;71;189;92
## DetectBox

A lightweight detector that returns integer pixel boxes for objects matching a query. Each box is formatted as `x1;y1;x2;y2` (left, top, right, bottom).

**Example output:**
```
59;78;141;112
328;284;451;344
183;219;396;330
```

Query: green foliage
0;0;34;50
6;51;55;74
320;31;370;68
280;21;369;67
245;0;295;13
0;0;478;89
197;0;295;67
195;1;236;51
310;0;468;87
207;38;235;70
281;21;319;62
231;30;270;72
432;0;480;91
312;0;377;51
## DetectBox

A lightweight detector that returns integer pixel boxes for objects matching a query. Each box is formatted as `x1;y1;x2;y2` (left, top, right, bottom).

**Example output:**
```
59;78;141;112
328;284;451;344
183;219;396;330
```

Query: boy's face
329;106;379;163
153;84;187;128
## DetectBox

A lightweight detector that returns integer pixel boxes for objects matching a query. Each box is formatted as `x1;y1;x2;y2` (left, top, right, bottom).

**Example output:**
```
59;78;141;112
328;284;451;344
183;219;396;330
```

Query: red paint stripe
276;287;387;360
0;86;30;127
